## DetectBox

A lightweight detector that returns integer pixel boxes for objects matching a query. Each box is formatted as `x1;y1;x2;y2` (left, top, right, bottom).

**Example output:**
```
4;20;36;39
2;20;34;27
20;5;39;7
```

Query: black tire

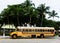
11;34;17;39
40;34;44;38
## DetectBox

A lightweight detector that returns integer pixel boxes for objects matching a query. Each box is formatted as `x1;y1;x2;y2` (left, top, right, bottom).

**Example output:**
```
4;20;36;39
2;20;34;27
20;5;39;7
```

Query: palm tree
0;14;4;28
23;0;36;25
48;10;59;21
1;9;10;24
37;4;50;26
1;8;11;36
16;5;20;26
8;4;24;26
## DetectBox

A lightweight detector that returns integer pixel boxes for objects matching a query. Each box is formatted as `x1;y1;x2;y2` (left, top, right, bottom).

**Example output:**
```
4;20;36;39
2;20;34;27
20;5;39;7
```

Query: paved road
0;39;60;43
0;36;60;43
0;35;59;39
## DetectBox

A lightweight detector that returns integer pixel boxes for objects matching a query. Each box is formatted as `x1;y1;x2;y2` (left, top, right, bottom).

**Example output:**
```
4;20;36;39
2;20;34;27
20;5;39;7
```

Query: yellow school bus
10;27;55;39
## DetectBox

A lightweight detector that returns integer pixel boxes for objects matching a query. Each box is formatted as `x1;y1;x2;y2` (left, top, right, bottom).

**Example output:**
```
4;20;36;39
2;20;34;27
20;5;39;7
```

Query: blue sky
0;0;60;21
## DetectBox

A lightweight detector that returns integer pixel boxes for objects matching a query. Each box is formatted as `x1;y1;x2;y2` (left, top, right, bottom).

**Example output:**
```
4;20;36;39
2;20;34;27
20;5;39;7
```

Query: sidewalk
0;36;10;39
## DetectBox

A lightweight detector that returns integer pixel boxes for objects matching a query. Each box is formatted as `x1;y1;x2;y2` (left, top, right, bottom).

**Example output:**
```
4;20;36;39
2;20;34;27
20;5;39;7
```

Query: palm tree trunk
7;17;10;28
29;15;31;26
53;17;55;27
7;17;9;24
41;15;43;27
53;17;54;21
17;13;20;26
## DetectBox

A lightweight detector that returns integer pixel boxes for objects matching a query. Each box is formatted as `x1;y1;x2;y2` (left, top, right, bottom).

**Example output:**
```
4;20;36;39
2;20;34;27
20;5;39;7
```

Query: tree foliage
0;0;60;30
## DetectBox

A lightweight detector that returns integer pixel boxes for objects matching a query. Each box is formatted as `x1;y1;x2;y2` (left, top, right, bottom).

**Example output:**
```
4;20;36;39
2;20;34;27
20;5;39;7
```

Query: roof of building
1;24;16;29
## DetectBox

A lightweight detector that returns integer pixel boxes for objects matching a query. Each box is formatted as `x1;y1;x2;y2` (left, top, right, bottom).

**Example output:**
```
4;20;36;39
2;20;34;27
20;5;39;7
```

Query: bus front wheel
11;34;17;39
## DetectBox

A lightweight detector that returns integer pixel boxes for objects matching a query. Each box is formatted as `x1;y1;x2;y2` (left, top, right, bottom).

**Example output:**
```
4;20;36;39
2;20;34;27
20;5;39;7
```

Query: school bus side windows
19;29;21;31
48;30;54;32
23;29;25;31
29;29;32;32
38;29;40;32
19;29;54;32
25;29;28;32
22;29;28;32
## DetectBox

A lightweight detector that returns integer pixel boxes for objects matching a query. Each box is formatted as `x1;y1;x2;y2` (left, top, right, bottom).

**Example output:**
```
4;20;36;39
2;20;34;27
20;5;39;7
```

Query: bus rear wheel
40;34;44;38
11;34;17;39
